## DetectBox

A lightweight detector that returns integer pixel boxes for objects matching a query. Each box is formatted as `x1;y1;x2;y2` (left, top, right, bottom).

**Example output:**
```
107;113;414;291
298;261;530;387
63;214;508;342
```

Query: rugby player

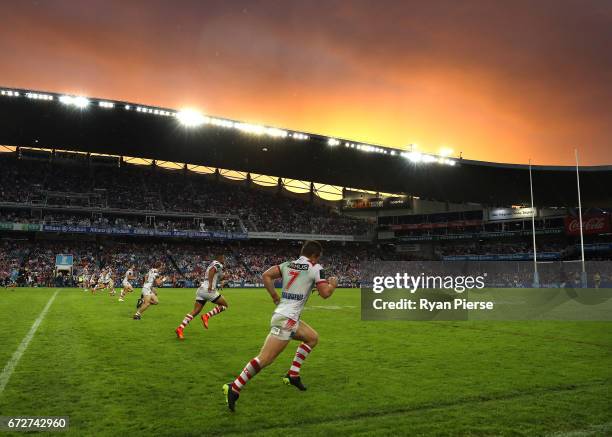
88;270;98;293
175;254;228;339
133;262;167;320
118;265;136;302
81;265;90;292
93;268;108;294
106;268;116;296
223;240;337;412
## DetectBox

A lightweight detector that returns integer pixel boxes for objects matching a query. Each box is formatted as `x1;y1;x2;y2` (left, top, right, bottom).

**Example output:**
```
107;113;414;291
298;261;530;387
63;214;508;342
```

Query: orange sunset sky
0;0;610;165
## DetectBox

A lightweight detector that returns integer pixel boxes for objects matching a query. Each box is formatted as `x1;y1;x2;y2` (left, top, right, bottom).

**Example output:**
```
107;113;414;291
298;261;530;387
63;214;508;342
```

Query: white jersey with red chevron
143;268;159;288
202;260;223;290
275;255;327;321
123;268;134;283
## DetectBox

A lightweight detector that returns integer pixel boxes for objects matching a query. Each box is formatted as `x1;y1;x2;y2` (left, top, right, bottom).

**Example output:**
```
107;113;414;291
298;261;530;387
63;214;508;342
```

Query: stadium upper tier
1;87;611;206
0;153;370;236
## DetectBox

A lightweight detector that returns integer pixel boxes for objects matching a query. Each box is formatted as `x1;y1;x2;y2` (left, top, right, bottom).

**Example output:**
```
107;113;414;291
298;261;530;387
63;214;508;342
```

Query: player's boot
175;326;184;339
118;297;124;302
201;313;210;329
223;383;239;412
133;313;141;320
283;374;307;391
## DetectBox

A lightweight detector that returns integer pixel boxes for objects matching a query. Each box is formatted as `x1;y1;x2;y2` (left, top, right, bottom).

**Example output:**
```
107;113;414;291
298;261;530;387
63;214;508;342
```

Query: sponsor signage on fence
390;219;482;231
564;215;611;236
39;224;248;240
398;228;563;242
0;222;41;231
247;231;369;241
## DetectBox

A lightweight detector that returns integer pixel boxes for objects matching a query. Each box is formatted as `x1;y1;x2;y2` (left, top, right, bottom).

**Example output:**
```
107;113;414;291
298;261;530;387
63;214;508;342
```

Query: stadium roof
1;87;611;207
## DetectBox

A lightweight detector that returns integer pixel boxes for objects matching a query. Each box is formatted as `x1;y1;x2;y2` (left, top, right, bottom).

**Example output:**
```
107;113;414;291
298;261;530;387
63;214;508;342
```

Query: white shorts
141;286;156;297
195;286;221;304
122;280;133;289
269;312;300;341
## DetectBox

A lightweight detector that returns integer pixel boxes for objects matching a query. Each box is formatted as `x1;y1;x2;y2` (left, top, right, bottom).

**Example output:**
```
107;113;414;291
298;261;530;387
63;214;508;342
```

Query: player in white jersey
93;268;108;294
118;265;136;302
133;262;167;319
81;266;90;292
175;255;229;339
106;268;116;296
223;241;337;412
89;271;98;292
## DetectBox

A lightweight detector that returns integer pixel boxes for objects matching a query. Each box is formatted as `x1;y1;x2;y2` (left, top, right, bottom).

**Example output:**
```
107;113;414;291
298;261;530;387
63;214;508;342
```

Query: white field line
0;290;59;395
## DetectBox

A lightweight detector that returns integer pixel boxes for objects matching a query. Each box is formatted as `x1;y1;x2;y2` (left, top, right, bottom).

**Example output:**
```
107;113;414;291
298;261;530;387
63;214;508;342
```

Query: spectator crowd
0;154;370;236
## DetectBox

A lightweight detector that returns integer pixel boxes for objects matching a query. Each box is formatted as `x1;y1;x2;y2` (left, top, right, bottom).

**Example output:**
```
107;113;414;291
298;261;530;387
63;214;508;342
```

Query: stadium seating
0;153;370;236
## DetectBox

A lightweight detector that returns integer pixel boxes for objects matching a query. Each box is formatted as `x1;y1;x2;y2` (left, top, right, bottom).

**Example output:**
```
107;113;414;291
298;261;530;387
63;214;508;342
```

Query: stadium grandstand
1;87;611;288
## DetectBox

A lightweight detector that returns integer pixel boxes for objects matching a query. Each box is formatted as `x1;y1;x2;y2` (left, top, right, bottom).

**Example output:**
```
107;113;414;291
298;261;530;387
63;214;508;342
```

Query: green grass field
0;287;610;436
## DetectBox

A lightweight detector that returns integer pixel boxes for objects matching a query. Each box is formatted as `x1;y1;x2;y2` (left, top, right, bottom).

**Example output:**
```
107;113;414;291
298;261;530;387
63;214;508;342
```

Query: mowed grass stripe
0;289;59;394
0;289;60;365
0;288;609;436
226;382;612;437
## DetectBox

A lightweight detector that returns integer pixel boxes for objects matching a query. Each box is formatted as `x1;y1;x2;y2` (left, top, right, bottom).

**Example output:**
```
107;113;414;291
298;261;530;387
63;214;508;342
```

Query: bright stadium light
328;138;340;146
25;92;53;100
73;96;89;108
439;147;454;157
176;109;206;127
1;90;19;97
402;151;423;163
60;95;89;108
266;127;288;138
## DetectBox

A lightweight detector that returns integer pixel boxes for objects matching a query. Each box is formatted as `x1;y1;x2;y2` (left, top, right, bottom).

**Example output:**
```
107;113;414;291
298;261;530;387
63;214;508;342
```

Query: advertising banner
488;207;536;221
564;215;611;236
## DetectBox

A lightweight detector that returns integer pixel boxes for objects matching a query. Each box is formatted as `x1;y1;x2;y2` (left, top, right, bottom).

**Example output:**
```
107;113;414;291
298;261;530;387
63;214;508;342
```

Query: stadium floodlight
25;92;53;100
422;154;437;163
60;95;90;108
328;138;340;146
439;147;454;157
402;151;423;163
176;109;206;127
99;101;114;108
235;122;266;135
266;127;288;138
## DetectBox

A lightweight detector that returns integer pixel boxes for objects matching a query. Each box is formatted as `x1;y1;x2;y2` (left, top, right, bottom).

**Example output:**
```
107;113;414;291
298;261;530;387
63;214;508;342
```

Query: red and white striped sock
205;305;226;318
288;343;312;377
179;314;193;328
231;357;261;393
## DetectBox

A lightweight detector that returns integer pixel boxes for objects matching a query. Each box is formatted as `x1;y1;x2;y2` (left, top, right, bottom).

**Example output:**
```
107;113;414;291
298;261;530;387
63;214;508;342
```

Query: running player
175;254;228;339
81;265;90;292
133;262;167;320
89;270;98;293
223;240;337;412
106;268;116;296
119;265;136;302
93;268;108;294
